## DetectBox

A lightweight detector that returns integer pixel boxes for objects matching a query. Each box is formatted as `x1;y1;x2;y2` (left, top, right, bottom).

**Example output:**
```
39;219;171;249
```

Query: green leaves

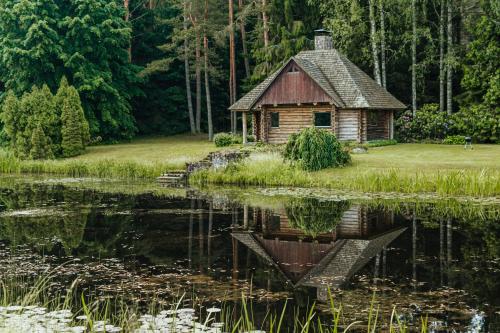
0;0;139;140
284;127;351;171
0;79;90;159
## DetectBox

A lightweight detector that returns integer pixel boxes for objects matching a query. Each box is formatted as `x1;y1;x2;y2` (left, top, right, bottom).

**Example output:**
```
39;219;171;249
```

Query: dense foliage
0;80;90;159
0;0;497;145
0;0;139;140
396;103;499;143
214;133;234;147
442;135;466;145
285;198;351;237
284;128;350;171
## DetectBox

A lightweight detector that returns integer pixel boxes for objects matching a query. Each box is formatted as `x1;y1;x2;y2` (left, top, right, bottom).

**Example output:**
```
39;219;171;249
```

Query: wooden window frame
271;112;280;128
314;111;332;128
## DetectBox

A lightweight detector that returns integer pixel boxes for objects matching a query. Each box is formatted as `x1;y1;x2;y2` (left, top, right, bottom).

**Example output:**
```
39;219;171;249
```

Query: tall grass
190;152;500;197
0;273;433;332
0;153;172;180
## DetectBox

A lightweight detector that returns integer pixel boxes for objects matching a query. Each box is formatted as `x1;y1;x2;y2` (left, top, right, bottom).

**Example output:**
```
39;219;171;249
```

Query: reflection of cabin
233;205;406;300
229;30;406;144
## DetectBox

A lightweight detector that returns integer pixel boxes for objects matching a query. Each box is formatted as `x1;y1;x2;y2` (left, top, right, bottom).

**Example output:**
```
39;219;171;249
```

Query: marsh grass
190;151;500;197
0;152;169;180
0;272;432;332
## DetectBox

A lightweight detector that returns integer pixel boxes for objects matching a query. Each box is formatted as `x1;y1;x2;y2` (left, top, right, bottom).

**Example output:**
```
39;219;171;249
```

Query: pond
0;176;499;332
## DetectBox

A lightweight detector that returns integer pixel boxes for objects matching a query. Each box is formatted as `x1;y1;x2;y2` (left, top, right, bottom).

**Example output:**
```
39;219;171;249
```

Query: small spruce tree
61;86;89;157
0;91;20;150
30;124;54;160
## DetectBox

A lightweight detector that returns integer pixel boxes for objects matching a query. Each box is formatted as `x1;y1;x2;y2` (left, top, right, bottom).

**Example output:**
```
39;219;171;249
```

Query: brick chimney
314;29;333;50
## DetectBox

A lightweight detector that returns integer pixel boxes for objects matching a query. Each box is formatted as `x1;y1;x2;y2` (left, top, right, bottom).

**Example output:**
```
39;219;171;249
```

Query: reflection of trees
0;183;89;254
285;198;351;237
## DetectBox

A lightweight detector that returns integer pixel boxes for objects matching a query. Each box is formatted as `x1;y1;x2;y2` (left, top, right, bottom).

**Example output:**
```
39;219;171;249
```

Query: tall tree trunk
204;0;213;141
439;0;446;113
124;0;132;62
411;0;417;116
379;0;387;88
446;0;453;115
195;28;202;133
229;0;237;133
262;0;269;48
239;0;251;78
184;2;196;134
262;0;269;74
368;0;382;85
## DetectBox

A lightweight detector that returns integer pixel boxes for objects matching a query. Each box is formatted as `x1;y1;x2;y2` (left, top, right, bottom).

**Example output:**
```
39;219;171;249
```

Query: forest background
0;0;497;144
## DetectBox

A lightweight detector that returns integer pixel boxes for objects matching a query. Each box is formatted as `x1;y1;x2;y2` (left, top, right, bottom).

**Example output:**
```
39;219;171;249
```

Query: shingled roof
229;49;406;111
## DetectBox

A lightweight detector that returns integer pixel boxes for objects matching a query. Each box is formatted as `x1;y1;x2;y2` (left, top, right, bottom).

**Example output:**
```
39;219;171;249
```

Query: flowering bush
451;105;499;143
396;103;499;143
395;104;451;142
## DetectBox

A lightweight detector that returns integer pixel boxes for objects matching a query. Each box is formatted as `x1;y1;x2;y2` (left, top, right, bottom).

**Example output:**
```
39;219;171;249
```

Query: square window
271;112;280;128
314;112;331;127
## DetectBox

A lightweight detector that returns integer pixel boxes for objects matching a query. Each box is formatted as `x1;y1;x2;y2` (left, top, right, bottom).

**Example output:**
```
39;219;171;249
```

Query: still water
0;176;499;331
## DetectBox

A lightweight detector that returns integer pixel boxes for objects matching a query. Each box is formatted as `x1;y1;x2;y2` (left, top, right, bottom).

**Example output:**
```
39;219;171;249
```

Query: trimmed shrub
284;127;350;171
366;139;398;147
214;133;233;147
442;135;466;145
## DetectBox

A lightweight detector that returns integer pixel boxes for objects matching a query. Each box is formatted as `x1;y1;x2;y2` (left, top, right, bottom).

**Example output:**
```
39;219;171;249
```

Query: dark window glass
288;64;299;73
368;111;381;125
314;112;331;127
271;112;280;128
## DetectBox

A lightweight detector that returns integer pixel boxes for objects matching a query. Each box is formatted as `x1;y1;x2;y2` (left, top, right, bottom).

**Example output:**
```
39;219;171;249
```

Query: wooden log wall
265;105;332;144
336;110;360;142
367;111;391;140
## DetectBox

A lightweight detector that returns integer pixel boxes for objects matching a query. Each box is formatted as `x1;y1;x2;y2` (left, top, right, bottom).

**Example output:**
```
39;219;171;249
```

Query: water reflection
0;178;498;331
231;199;406;301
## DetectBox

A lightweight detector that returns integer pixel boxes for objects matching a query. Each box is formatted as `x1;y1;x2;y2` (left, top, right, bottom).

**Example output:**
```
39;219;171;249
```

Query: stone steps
157;171;187;187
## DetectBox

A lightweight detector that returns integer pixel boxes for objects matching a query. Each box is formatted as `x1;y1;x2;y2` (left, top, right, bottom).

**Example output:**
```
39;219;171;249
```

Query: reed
190;152;500;197
0;273;434;332
0;152;172;180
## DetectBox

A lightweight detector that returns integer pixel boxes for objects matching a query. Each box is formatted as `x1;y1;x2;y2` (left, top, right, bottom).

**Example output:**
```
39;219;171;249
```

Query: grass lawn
326;143;500;173
72;134;219;170
0;134;498;196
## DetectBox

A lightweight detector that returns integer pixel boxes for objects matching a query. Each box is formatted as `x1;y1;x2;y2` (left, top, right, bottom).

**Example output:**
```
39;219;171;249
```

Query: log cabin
229;30;406;144
231;205;406;300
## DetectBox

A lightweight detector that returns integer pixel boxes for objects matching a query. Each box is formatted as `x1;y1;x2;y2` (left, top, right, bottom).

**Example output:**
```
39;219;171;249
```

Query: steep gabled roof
229;49;406;111
232;227;406;289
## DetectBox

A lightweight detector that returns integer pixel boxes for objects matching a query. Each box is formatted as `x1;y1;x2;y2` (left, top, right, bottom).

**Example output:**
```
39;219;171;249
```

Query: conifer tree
30;124;54;160
61;87;90;157
0;91;21;151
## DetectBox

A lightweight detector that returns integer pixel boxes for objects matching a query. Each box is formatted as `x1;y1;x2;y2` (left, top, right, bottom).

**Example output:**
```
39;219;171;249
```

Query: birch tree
195;28;202;132
368;0;382;85
228;0;237;133
203;0;213;140
184;1;196;134
379;0;387;88
124;0;132;61
238;0;251;78
439;0;446;112
411;0;417;115
446;0;453;115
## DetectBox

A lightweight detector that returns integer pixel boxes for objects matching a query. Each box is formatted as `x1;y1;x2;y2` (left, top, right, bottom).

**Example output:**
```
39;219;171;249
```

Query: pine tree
61;87;89;157
30;124;54;160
